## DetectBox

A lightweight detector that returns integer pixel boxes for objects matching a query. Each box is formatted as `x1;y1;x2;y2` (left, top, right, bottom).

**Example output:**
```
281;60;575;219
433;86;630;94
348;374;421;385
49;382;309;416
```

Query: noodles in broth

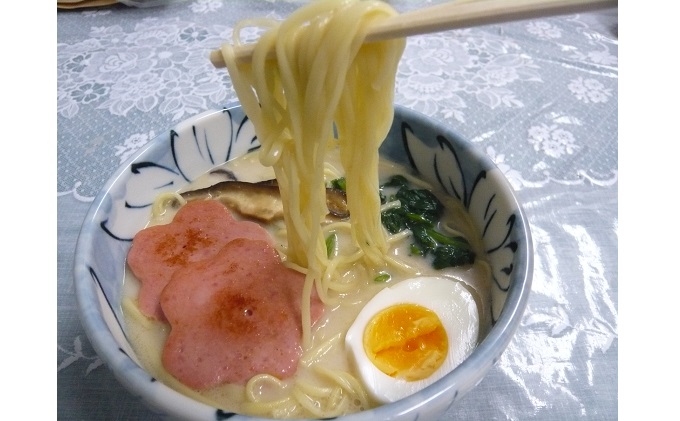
123;0;493;418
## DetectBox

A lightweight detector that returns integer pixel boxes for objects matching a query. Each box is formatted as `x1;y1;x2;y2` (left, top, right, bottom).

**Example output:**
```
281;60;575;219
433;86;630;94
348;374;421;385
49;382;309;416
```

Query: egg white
345;276;480;403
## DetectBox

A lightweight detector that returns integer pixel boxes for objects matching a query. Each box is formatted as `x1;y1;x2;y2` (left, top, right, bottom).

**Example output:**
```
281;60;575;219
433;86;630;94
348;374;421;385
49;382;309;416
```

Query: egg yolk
363;303;448;381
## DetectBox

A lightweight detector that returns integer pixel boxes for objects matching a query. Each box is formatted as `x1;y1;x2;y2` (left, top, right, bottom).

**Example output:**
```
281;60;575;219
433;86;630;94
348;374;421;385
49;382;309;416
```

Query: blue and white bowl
74;104;533;421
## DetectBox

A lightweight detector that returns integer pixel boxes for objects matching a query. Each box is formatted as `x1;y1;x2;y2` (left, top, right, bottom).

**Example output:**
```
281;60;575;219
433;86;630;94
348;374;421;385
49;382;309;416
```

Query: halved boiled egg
345;276;479;403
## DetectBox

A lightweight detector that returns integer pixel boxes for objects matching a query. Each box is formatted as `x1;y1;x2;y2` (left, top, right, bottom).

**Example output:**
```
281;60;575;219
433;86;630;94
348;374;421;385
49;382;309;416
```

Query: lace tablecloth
57;1;618;419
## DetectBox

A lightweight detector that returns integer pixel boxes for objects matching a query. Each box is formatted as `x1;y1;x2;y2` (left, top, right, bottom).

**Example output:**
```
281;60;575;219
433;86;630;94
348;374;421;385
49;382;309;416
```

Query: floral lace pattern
57;2;618;420
57;1;617;200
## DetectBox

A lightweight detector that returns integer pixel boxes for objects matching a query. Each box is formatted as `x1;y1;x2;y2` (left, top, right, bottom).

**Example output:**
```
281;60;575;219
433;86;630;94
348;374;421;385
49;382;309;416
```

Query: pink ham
160;238;324;390
127;200;272;321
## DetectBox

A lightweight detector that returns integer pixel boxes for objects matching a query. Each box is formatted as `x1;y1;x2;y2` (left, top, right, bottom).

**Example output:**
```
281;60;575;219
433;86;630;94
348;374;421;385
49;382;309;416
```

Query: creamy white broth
122;146;493;417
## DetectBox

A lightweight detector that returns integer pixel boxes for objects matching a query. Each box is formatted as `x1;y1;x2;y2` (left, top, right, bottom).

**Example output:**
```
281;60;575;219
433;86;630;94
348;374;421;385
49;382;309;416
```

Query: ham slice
127;200;271;321
160;238;324;389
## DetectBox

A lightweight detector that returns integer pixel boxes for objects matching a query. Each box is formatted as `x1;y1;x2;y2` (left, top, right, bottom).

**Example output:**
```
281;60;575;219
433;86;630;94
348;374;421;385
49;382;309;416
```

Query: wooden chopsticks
209;0;617;67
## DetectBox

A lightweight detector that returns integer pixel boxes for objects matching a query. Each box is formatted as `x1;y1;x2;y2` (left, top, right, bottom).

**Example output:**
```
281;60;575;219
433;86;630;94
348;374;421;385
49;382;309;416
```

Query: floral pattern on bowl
74;104;532;421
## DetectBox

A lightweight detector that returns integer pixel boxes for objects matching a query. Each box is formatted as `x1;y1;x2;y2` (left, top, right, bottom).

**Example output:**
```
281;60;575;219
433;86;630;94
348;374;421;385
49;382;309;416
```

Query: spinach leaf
380;175;475;269
432;245;476;269
395;188;443;224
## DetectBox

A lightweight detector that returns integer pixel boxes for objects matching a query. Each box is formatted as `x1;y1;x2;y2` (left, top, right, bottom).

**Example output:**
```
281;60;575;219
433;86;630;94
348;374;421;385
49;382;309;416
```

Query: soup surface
123;147;493;418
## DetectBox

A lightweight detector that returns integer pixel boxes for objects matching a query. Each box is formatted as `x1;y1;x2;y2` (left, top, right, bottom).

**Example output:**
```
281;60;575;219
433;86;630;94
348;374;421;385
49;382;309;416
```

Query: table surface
57;1;618;419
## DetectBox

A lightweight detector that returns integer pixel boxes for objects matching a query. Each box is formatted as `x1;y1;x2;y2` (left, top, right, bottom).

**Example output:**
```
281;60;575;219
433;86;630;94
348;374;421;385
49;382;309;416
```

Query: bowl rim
74;103;533;420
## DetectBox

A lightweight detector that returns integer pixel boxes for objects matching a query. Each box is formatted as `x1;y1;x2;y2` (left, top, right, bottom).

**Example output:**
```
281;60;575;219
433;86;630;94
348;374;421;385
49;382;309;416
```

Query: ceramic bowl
74;104;533;421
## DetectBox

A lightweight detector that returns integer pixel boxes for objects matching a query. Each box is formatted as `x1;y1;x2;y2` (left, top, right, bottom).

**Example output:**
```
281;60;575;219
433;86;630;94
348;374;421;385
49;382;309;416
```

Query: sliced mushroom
180;179;349;223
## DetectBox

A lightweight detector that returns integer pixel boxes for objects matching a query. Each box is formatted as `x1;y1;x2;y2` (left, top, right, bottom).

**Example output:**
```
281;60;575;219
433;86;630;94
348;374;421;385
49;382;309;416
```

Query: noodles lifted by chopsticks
220;0;405;348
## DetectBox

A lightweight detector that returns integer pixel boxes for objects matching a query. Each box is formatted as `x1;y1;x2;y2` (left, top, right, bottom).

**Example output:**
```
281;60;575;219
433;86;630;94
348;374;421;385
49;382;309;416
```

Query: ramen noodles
123;0;493;418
